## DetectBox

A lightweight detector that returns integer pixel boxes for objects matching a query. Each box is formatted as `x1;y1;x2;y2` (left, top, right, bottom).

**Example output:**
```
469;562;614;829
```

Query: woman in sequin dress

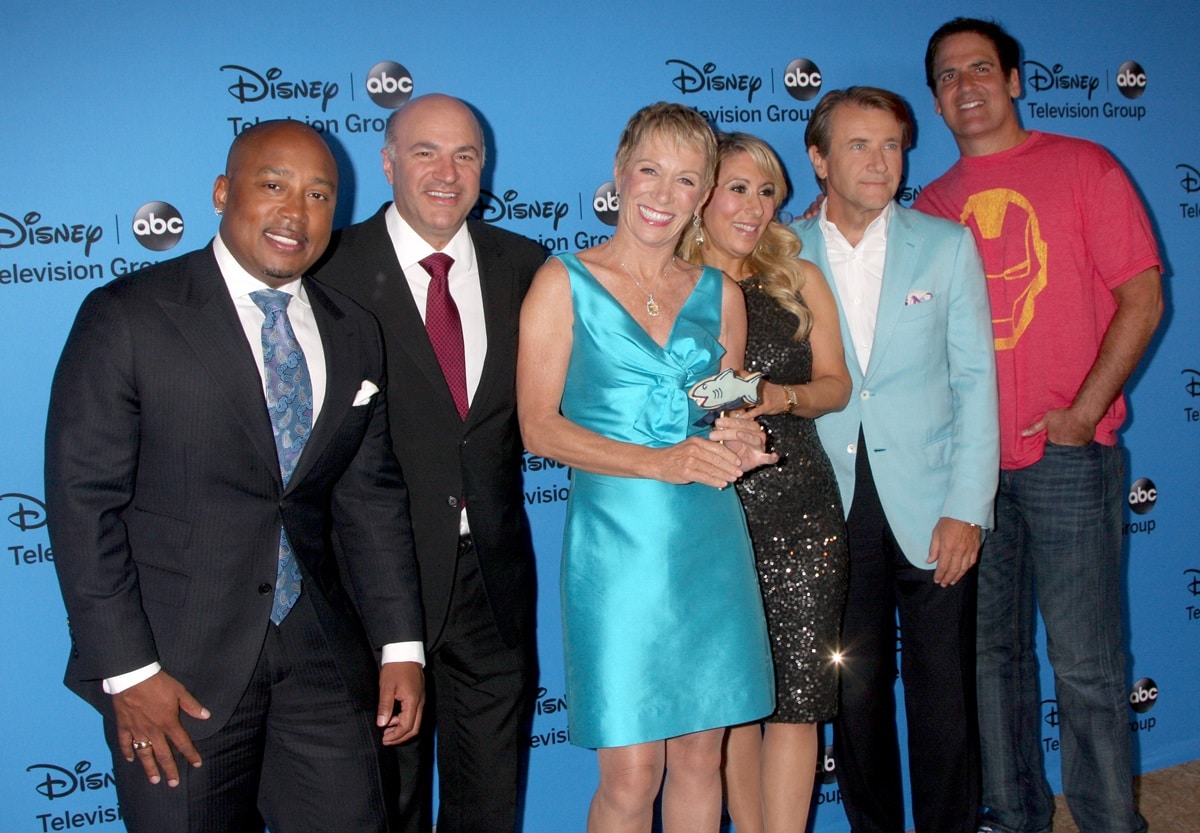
680;132;851;833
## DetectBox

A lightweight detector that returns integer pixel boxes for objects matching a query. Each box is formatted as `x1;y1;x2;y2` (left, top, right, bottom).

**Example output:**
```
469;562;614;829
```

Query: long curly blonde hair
679;132;812;341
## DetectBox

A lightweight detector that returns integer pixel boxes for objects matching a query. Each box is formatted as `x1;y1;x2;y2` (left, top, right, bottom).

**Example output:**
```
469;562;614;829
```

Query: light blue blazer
793;203;999;568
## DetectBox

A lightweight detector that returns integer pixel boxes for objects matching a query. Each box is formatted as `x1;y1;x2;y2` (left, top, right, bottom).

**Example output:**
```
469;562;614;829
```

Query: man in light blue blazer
792;87;998;833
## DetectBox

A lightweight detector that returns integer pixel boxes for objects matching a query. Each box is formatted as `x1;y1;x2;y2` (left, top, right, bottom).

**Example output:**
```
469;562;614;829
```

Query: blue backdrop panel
3;2;1196;831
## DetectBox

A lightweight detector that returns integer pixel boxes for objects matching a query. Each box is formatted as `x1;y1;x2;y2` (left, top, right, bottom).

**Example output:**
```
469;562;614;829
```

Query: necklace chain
617;257;675;318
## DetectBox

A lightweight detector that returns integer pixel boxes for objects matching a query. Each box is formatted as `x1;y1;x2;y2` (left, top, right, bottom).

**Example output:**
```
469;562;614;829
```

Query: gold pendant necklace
618;257;675;318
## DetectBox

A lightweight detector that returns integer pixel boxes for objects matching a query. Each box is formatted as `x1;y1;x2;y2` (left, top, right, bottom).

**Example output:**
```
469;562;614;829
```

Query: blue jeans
976;443;1146;833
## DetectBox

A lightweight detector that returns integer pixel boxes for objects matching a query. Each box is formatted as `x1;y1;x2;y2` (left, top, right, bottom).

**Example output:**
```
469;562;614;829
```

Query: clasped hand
652;413;777;488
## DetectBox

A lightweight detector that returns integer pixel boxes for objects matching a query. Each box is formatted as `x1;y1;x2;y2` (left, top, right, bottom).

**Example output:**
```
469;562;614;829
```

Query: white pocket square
905;290;933;306
352;380;379;406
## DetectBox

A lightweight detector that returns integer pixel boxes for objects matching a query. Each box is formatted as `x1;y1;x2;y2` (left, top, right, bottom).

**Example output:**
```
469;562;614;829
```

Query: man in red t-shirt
915;17;1162;833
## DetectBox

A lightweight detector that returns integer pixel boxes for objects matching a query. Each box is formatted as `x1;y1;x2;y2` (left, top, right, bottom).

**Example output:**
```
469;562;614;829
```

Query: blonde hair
614;102;718;192
679;132;812;340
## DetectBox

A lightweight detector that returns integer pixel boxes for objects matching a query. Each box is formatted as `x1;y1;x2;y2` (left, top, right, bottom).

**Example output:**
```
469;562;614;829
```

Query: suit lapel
798;219;863;386
864;205;922;383
289;278;356;490
467;221;513;427
158;249;280;480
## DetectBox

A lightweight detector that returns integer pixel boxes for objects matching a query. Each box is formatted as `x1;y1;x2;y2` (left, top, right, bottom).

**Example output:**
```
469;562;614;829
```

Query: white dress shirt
819;200;893;374
385;204;485;537
104;235;421;695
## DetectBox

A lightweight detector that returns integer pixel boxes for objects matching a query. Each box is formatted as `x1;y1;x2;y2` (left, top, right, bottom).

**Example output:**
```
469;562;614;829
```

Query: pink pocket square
905;290;933;306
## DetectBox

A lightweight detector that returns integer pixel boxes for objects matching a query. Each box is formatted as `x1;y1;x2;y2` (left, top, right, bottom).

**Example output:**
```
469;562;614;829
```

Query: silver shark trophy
688;369;764;425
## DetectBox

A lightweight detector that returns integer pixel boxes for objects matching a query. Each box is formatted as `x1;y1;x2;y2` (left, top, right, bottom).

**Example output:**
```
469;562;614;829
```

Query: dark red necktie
420;252;469;420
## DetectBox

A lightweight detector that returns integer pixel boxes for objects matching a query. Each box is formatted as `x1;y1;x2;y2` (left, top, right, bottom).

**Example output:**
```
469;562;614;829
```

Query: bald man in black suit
47;120;423;833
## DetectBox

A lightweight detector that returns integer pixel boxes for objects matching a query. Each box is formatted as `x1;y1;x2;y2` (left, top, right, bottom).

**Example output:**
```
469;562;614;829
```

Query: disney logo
0;211;103;257
665;59;763;103
522;454;566;472
1186;569;1200;597
219;65;339;113
1177;164;1200;194
533;686;568;715
1024;60;1100;99
27;761;115;800
1184;369;1200;398
1041;698;1060;728
472;189;571;231
1;493;47;531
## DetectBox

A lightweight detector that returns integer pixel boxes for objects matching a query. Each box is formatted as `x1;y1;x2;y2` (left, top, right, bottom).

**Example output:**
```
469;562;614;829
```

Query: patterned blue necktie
251;288;312;624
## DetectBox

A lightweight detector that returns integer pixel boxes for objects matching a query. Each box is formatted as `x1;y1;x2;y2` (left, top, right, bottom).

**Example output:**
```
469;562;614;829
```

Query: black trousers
394;535;534;833
107;590;388;833
834;433;980;833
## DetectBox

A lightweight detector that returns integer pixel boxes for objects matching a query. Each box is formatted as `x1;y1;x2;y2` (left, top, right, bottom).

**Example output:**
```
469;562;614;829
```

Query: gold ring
131;739;153;751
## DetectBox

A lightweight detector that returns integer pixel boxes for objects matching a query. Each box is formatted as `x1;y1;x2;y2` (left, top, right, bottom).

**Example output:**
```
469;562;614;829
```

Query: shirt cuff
103;662;162;694
381;641;425;667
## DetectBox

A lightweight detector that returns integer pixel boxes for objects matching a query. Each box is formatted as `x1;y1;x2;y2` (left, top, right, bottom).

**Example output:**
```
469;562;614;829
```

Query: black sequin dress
735;281;848;724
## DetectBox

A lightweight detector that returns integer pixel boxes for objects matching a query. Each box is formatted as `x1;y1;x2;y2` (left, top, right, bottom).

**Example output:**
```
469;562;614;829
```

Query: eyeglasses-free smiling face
700;151;779;278
213;121;338;288
931;31;1024;156
614;132;710;251
383;95;485;250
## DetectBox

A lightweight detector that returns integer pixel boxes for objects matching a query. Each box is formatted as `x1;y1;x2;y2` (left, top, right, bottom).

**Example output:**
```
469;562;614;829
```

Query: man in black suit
46;120;424;833
316;93;545;833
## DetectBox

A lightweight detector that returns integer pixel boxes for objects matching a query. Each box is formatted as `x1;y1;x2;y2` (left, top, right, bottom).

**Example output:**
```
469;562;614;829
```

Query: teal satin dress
557;254;774;749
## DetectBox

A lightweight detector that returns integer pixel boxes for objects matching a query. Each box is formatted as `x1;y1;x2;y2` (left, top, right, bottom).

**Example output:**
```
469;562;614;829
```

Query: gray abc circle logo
592;181;620;226
1116;60;1147;99
1129;677;1158;713
1127;477;1157;515
132;201;184;252
784;58;823;101
366;61;414;108
819;745;837;784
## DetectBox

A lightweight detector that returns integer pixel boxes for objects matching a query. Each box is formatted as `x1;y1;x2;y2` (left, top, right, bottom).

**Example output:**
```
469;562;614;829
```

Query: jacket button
258;583;273;595
847;443;857;455
447;496;459;509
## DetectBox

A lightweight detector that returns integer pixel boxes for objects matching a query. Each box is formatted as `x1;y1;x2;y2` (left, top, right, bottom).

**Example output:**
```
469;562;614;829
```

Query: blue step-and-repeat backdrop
3;2;1197;831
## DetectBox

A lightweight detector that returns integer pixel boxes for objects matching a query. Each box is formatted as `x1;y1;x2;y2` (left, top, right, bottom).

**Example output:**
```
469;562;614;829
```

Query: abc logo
1129;677;1158;713
819;745;837;784
1116;60;1147;100
1127;477;1157;515
132;201;184;252
784;58;823;101
592;181;620;226
366;61;414;108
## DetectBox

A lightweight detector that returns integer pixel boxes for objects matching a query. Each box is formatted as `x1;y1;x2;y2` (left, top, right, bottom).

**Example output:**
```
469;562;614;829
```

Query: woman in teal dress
518;103;776;833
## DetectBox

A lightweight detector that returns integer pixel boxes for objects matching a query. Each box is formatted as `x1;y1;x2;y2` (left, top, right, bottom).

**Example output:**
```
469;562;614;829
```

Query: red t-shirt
915;131;1160;470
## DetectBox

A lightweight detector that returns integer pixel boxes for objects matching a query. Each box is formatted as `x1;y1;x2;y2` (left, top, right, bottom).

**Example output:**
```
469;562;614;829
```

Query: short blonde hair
614;102;718;191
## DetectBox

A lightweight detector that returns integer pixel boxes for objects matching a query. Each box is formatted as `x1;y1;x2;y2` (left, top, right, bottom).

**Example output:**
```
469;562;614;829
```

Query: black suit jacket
315;207;544;648
45;245;423;739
